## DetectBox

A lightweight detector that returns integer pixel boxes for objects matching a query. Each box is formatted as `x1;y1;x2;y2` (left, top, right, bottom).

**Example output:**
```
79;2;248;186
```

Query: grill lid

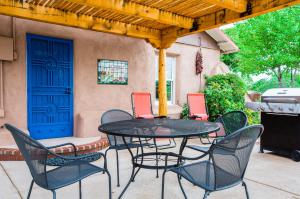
261;88;300;103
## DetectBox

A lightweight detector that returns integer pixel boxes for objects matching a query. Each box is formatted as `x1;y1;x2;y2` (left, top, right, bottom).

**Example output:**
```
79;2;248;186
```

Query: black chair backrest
216;111;248;135
211;125;263;190
101;109;134;146
5;124;49;188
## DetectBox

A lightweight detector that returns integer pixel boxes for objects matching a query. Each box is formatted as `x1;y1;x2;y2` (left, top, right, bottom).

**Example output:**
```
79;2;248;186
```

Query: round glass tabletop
99;118;220;138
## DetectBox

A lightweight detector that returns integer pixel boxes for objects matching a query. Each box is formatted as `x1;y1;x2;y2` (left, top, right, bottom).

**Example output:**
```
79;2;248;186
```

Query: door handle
65;88;72;94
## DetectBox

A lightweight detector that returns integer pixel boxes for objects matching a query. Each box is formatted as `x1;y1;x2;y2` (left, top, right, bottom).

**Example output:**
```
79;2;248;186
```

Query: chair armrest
188;115;201;119
47;143;77;156
154;116;168;119
164;151;210;169
214;114;223;121
48;150;105;162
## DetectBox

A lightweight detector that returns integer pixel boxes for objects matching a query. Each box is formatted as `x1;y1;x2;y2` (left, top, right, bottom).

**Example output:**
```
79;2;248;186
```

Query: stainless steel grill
246;88;300;114
246;88;300;162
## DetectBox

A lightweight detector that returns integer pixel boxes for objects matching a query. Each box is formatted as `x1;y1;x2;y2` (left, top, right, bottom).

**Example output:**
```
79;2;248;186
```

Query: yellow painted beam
0;0;161;40
163;0;300;38
62;0;194;29
158;48;167;116
204;0;247;12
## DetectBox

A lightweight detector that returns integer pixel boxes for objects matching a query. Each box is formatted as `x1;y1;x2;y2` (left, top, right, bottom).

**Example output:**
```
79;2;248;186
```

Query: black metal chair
4;123;111;199
162;124;263;199
101;109;149;187
187;110;248;153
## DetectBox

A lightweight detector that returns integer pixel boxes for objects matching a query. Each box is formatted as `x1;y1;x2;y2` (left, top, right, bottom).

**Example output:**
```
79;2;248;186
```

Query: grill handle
263;97;297;103
265;112;299;117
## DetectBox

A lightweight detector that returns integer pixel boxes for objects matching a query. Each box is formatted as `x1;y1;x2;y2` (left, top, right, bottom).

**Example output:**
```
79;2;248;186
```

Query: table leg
119;137;148;198
177;137;188;182
178;137;188;163
119;136;189;199
118;136;136;199
132;138;144;182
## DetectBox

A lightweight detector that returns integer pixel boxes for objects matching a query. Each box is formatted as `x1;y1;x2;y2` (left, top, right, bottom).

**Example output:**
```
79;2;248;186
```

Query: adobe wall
0;15;227;142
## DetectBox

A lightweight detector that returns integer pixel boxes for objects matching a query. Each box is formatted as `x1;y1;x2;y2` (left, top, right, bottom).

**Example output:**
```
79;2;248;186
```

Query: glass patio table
98;118;219;198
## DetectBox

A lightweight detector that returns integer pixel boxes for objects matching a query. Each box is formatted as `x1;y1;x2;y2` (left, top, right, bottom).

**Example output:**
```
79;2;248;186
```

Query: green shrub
180;103;189;119
204;74;247;121
180;73;260;124
244;108;260;125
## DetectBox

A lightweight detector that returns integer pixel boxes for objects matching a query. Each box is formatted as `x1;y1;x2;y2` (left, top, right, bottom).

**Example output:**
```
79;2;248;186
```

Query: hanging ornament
195;37;203;75
195;51;203;75
195;37;204;90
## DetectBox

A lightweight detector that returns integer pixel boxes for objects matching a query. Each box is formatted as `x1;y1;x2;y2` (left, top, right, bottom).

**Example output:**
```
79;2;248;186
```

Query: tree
222;6;300;87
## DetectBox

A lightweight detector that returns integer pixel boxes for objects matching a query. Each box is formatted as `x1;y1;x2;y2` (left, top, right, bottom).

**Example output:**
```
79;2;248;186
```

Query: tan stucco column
158;48;167;116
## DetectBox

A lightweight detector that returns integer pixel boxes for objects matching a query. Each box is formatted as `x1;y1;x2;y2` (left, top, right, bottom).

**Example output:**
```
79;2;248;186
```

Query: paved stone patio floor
1;139;300;199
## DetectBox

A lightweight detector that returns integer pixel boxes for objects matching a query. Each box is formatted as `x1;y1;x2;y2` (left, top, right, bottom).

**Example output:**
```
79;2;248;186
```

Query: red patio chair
187;93;212;144
131;92;155;119
131;92;176;151
187;93;209;121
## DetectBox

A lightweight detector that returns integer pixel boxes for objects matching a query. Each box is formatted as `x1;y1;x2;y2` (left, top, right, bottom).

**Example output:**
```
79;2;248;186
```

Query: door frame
26;33;74;139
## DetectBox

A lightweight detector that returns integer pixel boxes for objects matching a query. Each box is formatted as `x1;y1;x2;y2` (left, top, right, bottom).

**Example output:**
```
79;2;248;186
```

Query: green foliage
251;75;300;93
244;108;260;125
180;103;189;119
223;6;300;85
221;53;240;72
204;74;247;120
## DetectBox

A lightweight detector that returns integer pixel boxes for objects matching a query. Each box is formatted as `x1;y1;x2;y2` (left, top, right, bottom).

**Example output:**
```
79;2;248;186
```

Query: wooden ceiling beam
162;0;300;40
60;0;194;29
203;0;247;12
0;0;161;41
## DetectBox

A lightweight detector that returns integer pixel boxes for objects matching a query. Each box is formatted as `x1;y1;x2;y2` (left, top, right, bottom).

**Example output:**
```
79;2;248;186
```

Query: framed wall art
97;59;128;85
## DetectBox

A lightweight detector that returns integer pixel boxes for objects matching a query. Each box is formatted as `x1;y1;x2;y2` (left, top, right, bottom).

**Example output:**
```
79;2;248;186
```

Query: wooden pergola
0;0;298;116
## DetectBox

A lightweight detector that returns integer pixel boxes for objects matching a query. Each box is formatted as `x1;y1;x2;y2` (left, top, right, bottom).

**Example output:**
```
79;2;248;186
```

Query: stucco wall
0;15;227;141
168;35;228;106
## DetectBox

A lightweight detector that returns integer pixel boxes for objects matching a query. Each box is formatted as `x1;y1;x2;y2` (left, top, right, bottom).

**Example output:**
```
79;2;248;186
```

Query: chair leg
27;180;34;199
242;181;250;199
103;148;110;174
51;190;56;199
79;180;82;199
172;138;177;147
116;149;120;187
161;170;167;199
155;146;159;178
200;136;211;145
105;170;112;199
154;138;159;178
203;191;210;199
177;175;187;199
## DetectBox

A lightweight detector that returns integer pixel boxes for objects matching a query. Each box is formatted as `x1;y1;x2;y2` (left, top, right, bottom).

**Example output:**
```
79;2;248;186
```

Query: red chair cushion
132;92;154;118
208;122;226;138
187;93;208;120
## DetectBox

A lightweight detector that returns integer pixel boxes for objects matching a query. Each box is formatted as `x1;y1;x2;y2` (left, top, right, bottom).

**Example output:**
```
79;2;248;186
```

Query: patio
1;140;300;199
0;0;299;198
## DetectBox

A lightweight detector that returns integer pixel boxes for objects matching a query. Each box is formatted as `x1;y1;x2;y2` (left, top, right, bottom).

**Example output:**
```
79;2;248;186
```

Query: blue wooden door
27;34;73;139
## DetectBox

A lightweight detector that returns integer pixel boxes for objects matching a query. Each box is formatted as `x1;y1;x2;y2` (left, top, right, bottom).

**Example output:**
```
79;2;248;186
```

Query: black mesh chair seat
170;161;241;191
46;152;101;166
46;160;104;190
162;125;264;199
